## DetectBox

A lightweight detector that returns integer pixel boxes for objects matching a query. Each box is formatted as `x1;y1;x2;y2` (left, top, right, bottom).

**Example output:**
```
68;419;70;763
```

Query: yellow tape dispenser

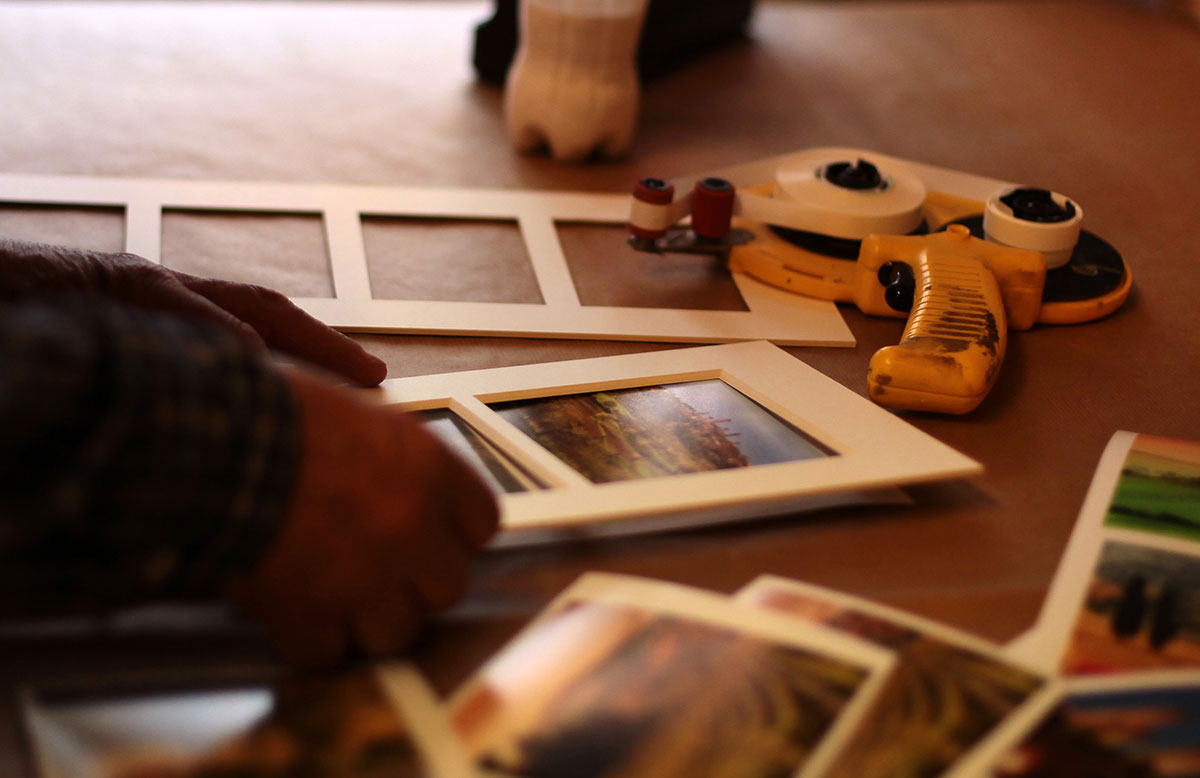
627;148;1131;415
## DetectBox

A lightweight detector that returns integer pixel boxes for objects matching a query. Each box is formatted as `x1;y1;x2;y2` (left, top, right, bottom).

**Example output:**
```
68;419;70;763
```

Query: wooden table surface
2;0;1199;773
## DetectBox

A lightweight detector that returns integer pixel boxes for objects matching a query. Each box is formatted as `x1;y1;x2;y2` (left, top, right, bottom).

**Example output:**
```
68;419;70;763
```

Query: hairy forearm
0;296;300;620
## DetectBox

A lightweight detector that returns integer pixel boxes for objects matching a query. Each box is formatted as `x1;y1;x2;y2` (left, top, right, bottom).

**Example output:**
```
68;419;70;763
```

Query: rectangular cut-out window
161;209;333;298
0;204;125;254
557;221;748;311
489;379;832;484
363;216;543;304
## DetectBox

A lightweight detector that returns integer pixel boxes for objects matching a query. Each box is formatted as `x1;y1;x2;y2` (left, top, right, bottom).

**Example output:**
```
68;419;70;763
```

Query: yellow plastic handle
854;226;1043;414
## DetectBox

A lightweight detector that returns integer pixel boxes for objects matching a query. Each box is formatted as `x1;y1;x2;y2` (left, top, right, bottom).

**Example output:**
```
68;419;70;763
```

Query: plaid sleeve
0;296;300;620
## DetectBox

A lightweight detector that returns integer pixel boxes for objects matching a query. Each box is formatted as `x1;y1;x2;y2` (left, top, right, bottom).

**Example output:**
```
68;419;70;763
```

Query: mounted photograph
378;341;981;536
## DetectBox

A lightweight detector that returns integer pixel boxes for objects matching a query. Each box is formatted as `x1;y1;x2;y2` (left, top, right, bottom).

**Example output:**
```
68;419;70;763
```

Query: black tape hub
823;159;884;191
699;177;733;193
1000;188;1077;223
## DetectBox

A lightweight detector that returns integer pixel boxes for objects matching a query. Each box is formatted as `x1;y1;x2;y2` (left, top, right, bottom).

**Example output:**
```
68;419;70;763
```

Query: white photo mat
736;575;1061;778
0;169;851;345
447;572;896;778
377;341;982;536
0;146;1019;345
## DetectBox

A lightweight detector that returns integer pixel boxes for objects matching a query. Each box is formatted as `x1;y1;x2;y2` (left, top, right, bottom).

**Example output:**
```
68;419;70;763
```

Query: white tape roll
984;187;1082;268
749;151;926;240
627;190;693;233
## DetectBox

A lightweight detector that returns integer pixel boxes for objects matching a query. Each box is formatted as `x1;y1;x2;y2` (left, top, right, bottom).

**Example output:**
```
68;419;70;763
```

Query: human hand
231;367;500;666
0;239;386;387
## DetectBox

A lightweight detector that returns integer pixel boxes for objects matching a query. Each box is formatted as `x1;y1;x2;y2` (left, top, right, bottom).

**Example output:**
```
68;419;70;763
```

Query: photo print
489;379;832;484
991;674;1200;778
1061;540;1200;675
23;665;463;778
739;577;1051;778
1105;434;1200;544
449;573;892;778
1014;432;1200;674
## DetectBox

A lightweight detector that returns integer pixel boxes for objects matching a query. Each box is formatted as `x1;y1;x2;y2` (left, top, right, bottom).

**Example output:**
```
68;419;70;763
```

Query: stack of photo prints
20;345;1200;777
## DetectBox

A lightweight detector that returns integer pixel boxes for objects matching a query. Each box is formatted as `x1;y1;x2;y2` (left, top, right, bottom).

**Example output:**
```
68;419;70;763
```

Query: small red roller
691;177;735;239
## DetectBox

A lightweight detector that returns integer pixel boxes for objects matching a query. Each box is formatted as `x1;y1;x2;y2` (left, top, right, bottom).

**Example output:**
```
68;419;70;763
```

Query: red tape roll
691;177;735;239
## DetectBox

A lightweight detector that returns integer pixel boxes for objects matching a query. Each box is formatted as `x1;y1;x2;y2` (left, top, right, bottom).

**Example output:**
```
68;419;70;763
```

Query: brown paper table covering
2;1;1199;774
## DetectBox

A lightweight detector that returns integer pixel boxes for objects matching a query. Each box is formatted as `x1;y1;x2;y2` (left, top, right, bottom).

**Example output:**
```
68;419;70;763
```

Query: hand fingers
399;515;473;612
90;252;385;385
272;618;349;668
396;414;501;549
179;274;387;387
350;584;424;656
99;258;268;350
368;419;491;612
239;587;350;667
447;460;501;549
232;378;499;667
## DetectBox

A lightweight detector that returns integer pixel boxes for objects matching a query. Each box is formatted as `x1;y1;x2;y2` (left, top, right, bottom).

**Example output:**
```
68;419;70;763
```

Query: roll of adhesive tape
770;152;926;240
984;187;1082;269
628;178;675;238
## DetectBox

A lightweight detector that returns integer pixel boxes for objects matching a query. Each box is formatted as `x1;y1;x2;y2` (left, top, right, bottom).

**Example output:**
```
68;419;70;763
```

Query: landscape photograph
993;682;1200;778
1061;541;1200;675
489;379;832;484
1105;434;1200;544
746;584;1046;778
453;598;870;778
